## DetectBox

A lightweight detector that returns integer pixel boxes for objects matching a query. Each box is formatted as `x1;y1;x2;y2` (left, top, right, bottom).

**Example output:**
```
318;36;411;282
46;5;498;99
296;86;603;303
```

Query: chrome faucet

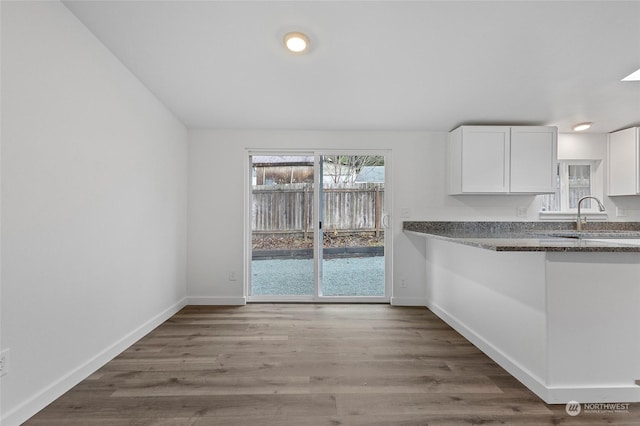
576;196;606;231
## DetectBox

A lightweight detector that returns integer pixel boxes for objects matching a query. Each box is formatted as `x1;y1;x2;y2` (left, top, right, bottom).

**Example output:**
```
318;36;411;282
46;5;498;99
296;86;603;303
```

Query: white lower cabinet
448;125;557;195
608;127;640;196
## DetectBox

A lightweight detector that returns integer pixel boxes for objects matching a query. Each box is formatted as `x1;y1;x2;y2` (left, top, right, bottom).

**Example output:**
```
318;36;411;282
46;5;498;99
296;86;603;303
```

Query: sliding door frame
245;148;392;303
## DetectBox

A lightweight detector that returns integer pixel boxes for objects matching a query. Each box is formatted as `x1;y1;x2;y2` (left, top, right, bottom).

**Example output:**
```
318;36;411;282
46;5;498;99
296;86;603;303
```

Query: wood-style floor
26;304;639;425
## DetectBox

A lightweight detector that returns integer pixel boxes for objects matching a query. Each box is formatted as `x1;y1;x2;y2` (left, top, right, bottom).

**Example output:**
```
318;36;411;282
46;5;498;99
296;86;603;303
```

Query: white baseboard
390;297;427;306
545;385;640;404
426;300;640;404
2;297;188;426
426;300;549;402
187;296;247;306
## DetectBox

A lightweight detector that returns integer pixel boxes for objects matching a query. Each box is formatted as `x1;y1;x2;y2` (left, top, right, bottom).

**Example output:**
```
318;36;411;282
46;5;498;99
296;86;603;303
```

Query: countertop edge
403;226;640;252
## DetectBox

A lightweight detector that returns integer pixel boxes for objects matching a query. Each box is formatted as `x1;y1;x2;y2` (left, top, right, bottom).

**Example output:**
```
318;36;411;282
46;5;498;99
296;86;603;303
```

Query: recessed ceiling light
284;32;310;53
572;122;592;132
621;68;640;81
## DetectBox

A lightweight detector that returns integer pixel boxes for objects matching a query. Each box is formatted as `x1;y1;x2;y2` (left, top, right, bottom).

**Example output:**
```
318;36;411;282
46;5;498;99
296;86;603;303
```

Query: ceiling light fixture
621;68;640;81
284;32;310;53
572;122;592;132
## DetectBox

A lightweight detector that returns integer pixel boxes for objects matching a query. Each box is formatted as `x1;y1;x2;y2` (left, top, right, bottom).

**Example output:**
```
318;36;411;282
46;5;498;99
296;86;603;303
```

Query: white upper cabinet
608;127;640;196
510;126;558;193
448;125;557;195
449;126;510;193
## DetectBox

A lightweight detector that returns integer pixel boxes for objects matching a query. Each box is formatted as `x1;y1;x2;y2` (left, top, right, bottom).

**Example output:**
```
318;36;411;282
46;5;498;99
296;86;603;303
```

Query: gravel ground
252;233;384;250
251;256;384;296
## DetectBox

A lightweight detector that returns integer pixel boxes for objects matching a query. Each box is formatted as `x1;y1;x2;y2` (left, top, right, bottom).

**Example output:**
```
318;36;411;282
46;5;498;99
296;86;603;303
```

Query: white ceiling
63;0;640;133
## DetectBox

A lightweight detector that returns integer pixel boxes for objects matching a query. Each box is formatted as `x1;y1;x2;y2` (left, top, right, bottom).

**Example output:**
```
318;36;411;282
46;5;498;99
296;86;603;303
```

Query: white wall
1;2;188;424
188;130;640;307
536;132;640;219
557;132;607;160
187;129;557;306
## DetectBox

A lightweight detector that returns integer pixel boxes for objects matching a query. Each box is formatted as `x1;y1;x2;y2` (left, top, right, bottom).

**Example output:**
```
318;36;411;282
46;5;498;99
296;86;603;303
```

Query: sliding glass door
250;154;315;297
319;154;385;297
248;152;389;302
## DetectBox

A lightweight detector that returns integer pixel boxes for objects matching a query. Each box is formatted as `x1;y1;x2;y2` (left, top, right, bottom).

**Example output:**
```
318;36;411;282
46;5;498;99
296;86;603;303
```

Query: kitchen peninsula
404;221;640;404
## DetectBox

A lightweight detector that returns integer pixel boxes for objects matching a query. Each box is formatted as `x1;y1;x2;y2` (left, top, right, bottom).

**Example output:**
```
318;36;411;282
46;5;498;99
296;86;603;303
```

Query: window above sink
539;159;607;220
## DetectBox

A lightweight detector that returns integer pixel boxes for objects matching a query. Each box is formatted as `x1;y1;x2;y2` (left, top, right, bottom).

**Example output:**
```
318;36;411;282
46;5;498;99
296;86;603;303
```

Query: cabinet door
608;127;639;196
460;126;510;193
510;126;557;193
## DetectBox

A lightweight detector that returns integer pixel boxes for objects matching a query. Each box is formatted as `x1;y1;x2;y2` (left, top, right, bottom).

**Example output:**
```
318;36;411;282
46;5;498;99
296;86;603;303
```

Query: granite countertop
403;221;640;252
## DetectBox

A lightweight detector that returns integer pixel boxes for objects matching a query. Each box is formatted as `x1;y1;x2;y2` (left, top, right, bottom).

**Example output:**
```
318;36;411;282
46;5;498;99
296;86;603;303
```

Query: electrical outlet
229;271;238;282
516;207;528;218
0;349;10;377
400;207;411;218
399;278;407;288
616;207;626;217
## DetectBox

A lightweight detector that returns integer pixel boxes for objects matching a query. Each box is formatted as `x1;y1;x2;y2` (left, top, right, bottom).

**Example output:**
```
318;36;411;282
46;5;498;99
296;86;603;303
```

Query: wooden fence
252;183;385;237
